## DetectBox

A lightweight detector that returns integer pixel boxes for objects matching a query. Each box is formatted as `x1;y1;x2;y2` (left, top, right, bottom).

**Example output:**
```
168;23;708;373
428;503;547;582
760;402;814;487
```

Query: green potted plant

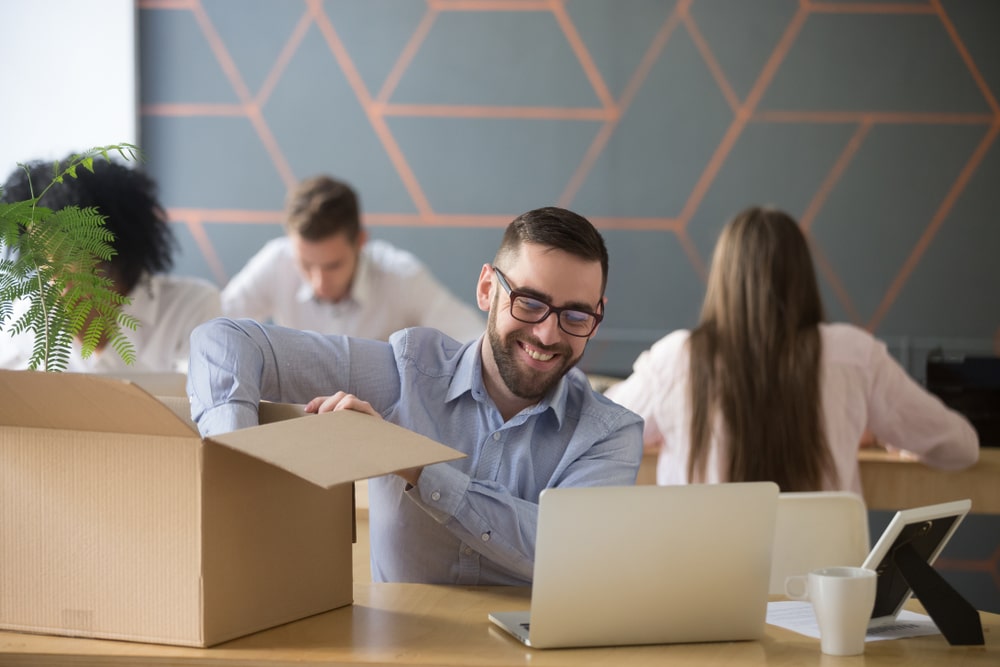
0;144;141;371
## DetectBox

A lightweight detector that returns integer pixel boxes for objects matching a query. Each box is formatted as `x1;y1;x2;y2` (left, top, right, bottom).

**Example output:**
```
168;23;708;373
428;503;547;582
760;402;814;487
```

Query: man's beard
487;309;583;402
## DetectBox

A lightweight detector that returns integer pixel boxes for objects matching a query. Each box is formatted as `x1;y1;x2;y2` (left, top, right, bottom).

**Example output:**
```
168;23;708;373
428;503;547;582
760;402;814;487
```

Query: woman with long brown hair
607;206;978;492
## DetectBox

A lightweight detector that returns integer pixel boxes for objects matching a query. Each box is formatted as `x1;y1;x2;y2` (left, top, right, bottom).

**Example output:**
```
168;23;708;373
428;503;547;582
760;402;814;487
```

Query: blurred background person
606;205;978;493
221;174;484;342
0;155;221;373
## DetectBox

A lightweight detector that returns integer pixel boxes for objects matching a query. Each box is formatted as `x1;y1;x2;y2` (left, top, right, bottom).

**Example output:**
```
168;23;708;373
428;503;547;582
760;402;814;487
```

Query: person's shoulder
144;275;222;316
641;328;691;366
820;322;877;346
236;235;293;264
388;326;470;368
820;322;885;365
654;328;691;352
568;368;645;430
151;273;220;296
364;239;425;275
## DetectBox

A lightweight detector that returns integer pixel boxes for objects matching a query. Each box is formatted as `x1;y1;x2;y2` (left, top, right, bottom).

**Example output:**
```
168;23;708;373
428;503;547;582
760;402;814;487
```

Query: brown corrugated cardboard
0;370;463;647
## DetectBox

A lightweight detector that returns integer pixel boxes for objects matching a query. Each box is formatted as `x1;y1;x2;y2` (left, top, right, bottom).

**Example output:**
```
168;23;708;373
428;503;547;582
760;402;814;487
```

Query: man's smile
520;340;558;364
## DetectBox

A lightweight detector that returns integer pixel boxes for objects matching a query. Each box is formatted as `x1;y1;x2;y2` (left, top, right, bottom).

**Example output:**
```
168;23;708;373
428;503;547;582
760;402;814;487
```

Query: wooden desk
634;448;1000;614
859;448;1000;514
0;584;996;666
638;449;1000;514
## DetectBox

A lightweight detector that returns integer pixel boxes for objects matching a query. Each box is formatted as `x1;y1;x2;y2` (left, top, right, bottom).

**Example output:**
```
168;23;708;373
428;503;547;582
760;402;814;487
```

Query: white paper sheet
766;601;941;641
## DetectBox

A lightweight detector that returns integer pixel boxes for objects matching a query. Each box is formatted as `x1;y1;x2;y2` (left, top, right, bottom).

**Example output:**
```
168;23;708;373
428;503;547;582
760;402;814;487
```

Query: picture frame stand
893;541;984;645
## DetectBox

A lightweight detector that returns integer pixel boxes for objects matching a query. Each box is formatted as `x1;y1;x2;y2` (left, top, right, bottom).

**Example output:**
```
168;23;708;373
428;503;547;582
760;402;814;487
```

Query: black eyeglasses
491;266;603;338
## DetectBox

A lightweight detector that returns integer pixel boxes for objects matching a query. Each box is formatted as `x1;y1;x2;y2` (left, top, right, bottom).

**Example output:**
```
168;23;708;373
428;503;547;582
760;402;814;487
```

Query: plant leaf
1;143;143;371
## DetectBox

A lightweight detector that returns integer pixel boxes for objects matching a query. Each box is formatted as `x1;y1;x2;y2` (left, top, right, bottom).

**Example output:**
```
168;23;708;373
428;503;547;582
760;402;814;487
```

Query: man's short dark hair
285;175;361;242
495;206;609;294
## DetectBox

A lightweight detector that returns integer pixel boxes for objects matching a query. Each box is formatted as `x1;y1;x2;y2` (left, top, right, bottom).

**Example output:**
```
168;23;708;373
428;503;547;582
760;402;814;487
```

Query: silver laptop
489;482;779;649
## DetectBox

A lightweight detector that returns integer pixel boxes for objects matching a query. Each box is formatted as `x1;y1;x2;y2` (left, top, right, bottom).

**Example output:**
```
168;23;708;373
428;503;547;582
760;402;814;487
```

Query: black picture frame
862;498;983;645
863;499;969;621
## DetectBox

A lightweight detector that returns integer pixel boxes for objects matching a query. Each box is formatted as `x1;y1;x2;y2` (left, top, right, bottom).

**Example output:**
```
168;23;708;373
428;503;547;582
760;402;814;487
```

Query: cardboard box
0;370;462;647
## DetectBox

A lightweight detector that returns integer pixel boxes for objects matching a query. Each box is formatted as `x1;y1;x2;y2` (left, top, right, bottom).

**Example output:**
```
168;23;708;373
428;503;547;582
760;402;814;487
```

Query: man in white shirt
221;175;484;342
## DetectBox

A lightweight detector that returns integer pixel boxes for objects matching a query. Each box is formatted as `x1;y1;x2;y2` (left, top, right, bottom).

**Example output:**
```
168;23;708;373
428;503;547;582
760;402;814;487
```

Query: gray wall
138;0;1000;379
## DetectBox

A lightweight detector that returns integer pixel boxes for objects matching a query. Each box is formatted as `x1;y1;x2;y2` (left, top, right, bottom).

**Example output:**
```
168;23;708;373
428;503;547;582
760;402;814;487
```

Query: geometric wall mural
139;0;1000;378
139;0;998;613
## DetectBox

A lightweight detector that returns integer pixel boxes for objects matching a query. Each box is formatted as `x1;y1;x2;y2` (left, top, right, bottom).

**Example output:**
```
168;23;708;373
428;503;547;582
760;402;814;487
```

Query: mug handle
785;574;809;600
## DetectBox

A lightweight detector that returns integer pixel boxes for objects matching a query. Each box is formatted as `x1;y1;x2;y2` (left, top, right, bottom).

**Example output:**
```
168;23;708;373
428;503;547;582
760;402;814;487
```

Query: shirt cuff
406;462;470;523
193;402;258;436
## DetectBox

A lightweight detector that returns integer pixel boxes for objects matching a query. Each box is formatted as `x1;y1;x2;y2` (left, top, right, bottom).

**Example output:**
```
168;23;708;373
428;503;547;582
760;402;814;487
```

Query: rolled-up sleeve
404;414;643;582
186;317;399;436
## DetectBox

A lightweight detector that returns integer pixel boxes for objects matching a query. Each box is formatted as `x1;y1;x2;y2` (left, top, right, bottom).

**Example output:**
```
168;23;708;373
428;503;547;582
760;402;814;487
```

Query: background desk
858;448;1000;615
0;583;997;666
636;447;1000;514
859;447;1000;514
637;448;1000;614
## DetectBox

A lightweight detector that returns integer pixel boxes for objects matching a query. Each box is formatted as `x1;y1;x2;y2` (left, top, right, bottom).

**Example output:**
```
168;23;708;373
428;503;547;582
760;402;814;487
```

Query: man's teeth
526;348;554;361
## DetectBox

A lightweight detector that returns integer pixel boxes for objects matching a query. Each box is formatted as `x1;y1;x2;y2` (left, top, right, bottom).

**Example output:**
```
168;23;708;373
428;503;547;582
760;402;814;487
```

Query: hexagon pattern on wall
139;0;998;362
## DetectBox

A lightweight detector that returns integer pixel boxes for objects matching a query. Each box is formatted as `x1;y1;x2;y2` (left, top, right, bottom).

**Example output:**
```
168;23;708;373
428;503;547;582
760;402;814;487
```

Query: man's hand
304;391;424;486
305;391;380;417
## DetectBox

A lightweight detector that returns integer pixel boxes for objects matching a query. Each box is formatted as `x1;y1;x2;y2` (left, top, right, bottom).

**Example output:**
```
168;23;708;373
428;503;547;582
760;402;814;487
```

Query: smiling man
187;206;643;585
221;175;484;342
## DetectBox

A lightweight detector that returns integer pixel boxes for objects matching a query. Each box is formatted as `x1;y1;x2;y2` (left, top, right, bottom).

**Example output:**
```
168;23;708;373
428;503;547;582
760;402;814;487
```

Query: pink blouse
605;323;980;493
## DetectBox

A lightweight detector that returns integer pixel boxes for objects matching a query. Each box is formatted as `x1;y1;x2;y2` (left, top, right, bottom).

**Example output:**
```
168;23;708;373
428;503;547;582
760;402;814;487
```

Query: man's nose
531;312;563;345
308;269;328;294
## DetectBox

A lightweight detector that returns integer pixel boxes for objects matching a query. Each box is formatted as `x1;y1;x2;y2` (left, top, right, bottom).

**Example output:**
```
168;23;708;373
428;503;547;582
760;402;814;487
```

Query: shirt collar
446;337;571;428
446;340;483;403
349;246;373;304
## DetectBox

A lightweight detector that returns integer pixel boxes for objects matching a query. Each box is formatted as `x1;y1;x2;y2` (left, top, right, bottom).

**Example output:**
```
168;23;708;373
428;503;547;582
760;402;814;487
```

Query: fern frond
1;142;142;371
108;329;137;366
0;200;37;243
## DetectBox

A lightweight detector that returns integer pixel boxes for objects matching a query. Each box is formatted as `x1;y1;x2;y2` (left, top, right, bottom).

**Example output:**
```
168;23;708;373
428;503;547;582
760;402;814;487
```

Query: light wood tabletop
858;447;1000;514
0;582;997;666
638;448;1000;514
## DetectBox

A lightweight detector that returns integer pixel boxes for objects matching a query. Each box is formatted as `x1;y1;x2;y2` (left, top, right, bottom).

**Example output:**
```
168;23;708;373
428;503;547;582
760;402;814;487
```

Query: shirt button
493;432;501;441
464;547;473;555
430;491;441;501
481;532;491;542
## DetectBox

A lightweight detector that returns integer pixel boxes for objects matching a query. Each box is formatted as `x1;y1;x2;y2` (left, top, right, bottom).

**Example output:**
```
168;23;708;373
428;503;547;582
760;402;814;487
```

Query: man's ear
355;229;369;248
476;264;493;312
588;295;607;340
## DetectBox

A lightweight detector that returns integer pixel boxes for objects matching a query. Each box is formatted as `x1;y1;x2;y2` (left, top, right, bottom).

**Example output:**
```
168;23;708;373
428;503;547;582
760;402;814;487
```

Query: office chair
769;491;870;595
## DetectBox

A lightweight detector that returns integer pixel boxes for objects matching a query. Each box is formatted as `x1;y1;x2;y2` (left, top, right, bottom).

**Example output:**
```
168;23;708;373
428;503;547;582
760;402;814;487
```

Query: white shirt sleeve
410;267;485;342
221;238;287;322
861;334;979;470
604;330;690;454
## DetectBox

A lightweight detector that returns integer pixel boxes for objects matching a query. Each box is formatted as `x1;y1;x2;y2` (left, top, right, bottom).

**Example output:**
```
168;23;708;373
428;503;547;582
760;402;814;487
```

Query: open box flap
102;371;188;397
156;396;305;431
207;409;465;488
0;369;196;437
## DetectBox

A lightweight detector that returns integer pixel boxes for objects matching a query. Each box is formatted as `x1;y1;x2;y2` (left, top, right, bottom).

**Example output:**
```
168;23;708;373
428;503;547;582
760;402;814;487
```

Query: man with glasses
187;206;643;585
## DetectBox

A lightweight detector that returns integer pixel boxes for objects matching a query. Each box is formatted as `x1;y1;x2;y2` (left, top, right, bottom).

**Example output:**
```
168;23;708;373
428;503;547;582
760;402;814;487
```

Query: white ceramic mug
785;566;877;656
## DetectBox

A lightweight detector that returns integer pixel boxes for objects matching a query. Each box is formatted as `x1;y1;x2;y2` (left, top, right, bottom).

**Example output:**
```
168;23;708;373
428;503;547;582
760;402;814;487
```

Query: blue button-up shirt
188;319;643;585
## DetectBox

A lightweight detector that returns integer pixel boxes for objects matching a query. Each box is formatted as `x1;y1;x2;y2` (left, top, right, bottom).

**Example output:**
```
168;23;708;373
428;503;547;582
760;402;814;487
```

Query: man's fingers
334;394;380;418
304;391;379;418
305;391;348;413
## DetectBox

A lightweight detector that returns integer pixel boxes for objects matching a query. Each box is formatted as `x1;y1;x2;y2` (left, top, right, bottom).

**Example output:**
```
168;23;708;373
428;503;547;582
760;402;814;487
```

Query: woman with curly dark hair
0;154;221;372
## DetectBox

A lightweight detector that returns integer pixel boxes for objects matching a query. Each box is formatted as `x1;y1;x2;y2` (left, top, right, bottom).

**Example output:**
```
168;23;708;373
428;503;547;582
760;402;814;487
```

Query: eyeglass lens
493;267;600;337
511;296;596;335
